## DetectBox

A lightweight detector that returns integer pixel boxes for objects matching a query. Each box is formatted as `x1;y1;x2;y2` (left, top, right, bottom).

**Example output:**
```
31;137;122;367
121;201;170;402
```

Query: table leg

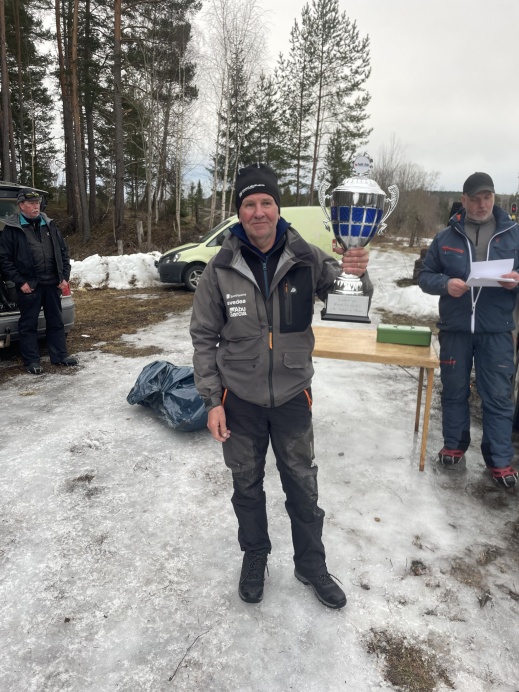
415;367;424;432
419;367;435;472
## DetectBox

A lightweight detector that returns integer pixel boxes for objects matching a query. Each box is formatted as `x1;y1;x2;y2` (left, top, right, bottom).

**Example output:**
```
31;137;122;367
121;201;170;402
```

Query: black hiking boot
53;356;79;366
294;569;347;609
26;362;43;375
239;552;268;604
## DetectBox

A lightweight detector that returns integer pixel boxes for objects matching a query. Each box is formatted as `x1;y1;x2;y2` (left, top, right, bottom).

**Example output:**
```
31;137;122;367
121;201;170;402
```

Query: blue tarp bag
127;361;208;432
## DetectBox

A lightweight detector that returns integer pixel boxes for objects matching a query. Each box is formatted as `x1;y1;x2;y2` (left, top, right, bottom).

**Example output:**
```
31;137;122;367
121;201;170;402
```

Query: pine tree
2;0;56;187
121;0;200;244
322;128;353;190
279;0;371;204
275;12;315;204
241;73;287;177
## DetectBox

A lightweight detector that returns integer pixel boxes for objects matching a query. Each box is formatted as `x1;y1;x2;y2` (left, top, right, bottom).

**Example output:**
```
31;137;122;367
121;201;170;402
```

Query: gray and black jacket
0;212;71;289
190;220;373;410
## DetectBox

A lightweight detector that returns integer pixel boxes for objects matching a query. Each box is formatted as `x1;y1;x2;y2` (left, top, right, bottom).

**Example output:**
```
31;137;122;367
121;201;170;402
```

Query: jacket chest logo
441;245;464;255
225;292;248;317
228;305;247;317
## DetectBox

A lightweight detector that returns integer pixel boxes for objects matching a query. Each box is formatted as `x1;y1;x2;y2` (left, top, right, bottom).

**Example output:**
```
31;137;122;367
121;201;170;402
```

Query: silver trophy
318;153;399;323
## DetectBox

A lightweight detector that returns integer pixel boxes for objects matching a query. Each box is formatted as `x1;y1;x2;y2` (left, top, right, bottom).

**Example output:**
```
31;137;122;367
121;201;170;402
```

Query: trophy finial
352;153;373;178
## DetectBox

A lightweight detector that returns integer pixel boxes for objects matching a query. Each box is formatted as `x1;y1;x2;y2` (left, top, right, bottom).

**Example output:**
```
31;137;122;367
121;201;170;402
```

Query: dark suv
0;182;75;349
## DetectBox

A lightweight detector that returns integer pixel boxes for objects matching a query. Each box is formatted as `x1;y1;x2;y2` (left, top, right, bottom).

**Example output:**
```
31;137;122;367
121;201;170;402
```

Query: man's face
19;199;41;219
461;190;494;223
238;193;280;251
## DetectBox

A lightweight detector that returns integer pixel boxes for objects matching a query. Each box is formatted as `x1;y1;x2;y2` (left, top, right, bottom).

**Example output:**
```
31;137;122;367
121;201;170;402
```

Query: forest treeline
0;0;447;249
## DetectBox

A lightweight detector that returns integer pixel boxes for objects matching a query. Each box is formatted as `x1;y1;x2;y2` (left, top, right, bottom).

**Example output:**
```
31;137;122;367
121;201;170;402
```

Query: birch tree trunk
220;79;231;222
209;96;223;229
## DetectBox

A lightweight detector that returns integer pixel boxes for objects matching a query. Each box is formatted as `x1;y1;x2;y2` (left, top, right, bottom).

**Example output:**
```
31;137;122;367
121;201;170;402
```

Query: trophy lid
334;153;386;196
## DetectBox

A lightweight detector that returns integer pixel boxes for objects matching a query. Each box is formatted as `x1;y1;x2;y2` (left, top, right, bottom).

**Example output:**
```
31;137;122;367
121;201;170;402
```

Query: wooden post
136;220;143;248
117;239;123;255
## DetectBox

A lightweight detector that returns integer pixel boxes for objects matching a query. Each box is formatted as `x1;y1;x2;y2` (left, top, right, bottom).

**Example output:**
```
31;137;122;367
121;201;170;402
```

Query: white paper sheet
466;259;515;287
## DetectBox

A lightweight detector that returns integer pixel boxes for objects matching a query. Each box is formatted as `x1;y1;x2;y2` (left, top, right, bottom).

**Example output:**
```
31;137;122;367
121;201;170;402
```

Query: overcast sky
258;0;519;194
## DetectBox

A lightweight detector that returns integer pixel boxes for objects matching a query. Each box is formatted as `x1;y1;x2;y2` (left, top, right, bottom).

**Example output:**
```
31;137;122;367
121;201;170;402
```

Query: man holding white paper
419;172;519;487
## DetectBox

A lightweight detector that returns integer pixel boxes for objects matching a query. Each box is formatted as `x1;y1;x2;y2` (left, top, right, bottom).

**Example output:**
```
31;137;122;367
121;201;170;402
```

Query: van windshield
0;201;17;220
198;217;236;243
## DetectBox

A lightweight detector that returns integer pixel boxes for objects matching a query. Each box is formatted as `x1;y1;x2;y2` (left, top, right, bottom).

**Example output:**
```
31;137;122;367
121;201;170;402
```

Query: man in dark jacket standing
419;172;519;487
190;163;371;609
0;188;78;374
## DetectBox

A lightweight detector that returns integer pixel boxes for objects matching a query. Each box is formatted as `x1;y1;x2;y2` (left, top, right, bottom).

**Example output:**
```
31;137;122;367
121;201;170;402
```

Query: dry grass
366;629;454;691
66;286;193;357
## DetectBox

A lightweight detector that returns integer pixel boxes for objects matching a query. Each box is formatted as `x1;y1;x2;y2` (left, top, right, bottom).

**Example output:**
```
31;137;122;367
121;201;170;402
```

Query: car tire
183;263;205;292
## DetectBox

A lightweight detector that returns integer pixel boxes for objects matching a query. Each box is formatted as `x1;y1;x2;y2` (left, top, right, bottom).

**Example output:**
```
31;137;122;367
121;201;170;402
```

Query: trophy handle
318;180;332;231
377;184;399;235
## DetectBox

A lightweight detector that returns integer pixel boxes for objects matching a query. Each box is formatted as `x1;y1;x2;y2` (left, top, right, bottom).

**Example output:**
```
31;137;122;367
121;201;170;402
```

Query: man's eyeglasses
23;192;41;200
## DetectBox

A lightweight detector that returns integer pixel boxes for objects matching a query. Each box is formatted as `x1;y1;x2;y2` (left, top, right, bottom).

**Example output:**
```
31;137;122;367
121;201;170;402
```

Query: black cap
17;188;42;203
235;163;281;213
462;172;495;196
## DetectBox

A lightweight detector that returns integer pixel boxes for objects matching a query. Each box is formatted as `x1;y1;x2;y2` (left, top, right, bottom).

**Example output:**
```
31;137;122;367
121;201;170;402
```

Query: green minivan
156;206;335;291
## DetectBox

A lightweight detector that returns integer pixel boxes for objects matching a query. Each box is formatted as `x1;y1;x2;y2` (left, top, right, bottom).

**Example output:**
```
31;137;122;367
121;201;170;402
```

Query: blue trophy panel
331;206;383;240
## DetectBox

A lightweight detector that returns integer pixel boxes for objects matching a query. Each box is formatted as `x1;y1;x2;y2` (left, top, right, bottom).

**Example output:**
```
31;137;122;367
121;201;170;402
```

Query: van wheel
183;263;205;292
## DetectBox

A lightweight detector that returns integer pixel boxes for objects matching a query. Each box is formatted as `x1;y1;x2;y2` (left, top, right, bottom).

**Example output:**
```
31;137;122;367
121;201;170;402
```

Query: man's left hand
58;280;69;291
336;247;369;276
498;272;519;290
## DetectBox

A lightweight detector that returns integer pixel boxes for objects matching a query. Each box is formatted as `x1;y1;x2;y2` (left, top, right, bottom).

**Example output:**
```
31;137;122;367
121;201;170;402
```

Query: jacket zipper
263;259;275;406
454;224;513;333
284;279;293;325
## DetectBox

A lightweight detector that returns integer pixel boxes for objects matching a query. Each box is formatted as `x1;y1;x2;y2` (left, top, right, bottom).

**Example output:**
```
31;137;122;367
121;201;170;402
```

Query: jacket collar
229;217;291;259
450;205;516;235
215;221;315;270
20;213;47;227
4;211;50;230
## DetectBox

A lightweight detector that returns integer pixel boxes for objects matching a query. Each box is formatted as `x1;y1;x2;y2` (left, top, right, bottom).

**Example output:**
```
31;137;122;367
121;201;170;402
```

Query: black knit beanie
235;163;281;213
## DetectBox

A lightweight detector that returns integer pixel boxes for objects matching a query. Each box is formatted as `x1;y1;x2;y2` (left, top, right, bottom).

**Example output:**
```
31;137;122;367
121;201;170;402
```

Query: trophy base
321;309;371;324
321;293;371;323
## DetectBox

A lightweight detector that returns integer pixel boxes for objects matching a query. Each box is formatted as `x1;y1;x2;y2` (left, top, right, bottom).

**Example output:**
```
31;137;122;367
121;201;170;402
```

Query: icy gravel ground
1;248;519;691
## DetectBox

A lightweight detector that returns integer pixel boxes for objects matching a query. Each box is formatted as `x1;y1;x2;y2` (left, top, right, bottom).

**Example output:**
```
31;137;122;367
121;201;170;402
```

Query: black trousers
17;284;68;365
222;389;327;576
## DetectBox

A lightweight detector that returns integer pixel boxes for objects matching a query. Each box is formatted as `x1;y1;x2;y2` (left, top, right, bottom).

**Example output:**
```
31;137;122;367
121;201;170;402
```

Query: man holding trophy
190;163;372;609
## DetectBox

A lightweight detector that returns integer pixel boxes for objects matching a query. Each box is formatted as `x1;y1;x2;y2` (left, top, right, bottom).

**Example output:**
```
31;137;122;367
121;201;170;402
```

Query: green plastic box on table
376;324;432;347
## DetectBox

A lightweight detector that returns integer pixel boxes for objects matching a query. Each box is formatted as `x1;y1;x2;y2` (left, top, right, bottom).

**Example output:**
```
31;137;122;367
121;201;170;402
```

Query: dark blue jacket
419;205;519;333
0;212;71;289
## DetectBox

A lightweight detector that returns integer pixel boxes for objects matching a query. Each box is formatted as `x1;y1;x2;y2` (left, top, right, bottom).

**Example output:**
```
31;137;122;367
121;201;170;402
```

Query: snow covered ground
1;247;519;691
